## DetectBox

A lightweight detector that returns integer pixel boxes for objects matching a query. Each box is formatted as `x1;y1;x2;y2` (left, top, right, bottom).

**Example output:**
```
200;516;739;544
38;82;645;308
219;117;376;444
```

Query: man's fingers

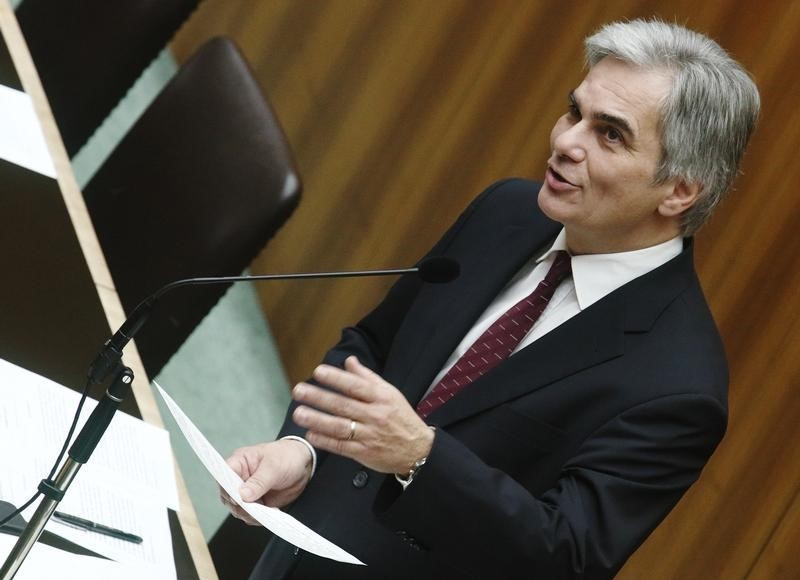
305;430;363;458
219;488;235;507
226;453;252;480
220;488;260;525
240;472;271;502
229;503;259;525
293;382;370;419
293;405;362;440
344;355;381;380
311;363;375;400
225;447;276;502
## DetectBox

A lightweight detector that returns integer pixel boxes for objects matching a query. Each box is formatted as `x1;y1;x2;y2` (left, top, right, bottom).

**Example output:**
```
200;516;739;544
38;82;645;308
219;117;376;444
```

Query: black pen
52;511;143;544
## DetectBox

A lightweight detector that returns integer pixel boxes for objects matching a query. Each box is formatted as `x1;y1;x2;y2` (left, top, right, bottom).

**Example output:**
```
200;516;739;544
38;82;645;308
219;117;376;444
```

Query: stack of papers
0;534;151;580
0;358;179;578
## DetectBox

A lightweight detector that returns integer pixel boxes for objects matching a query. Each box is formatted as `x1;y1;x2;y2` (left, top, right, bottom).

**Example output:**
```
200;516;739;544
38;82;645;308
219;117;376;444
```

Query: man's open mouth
549;167;575;186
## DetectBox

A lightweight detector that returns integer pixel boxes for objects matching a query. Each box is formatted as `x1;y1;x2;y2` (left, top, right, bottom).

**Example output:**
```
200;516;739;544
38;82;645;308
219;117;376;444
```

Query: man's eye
568;103;581;118
603;126;623;143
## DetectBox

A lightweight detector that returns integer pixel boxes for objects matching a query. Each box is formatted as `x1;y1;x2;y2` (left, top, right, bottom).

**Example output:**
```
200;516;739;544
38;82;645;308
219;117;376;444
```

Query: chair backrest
83;36;302;378
16;0;201;156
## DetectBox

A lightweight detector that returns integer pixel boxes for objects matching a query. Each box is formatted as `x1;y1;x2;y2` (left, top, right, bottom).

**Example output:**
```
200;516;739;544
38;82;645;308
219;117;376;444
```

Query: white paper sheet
0;533;151;579
0;83;56;177
0;358;178;578
153;382;365;566
0;358;179;510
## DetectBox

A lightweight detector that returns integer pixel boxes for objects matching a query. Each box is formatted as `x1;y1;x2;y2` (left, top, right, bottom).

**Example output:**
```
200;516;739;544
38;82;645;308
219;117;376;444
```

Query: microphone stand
0;366;134;579
0;256;459;576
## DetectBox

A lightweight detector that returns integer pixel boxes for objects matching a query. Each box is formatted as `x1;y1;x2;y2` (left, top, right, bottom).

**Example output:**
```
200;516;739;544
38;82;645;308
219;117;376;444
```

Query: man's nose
553;122;587;163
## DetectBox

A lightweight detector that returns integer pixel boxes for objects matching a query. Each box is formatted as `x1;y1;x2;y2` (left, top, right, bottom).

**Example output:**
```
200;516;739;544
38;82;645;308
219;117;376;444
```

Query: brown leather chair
16;0;202;156
83;36;301;379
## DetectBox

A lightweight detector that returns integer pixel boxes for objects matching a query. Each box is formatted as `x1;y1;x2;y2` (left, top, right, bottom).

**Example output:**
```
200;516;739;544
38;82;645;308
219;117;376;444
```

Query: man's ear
659;180;702;217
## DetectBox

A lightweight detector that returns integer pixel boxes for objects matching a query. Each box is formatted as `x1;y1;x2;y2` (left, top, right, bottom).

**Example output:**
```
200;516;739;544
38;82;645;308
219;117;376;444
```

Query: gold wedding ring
347;419;357;441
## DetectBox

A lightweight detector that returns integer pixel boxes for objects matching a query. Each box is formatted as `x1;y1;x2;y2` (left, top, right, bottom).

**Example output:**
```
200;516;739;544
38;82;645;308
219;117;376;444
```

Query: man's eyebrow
595;112;636;140
568;90;579;109
569;90;636;140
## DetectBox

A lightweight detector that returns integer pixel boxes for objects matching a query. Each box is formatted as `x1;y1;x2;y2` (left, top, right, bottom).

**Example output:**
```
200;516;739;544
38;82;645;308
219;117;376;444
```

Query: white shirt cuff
280;435;317;478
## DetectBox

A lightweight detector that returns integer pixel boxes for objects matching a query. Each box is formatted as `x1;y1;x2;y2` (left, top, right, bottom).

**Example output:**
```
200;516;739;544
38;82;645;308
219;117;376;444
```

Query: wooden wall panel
172;1;800;577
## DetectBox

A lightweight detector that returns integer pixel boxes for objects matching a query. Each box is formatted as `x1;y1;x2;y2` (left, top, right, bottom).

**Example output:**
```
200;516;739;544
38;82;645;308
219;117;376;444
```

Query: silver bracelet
395;456;427;490
395;426;435;490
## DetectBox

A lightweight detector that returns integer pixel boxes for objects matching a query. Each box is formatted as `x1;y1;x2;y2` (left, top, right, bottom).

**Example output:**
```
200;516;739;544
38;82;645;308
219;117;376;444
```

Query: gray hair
585;19;760;236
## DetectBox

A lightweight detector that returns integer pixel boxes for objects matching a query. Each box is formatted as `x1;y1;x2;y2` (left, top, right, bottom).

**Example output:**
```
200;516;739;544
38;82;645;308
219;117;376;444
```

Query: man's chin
537;183;576;223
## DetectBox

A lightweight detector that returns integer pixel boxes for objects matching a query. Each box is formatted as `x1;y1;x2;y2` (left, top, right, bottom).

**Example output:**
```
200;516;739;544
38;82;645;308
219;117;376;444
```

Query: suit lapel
388;220;558;404
425;240;696;427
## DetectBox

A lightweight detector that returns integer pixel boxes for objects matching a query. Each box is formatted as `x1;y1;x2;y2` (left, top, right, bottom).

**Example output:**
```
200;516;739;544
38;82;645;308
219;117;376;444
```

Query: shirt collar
539;229;684;310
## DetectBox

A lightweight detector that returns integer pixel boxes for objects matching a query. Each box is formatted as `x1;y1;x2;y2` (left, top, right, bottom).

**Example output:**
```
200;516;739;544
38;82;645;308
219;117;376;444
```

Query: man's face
538;57;681;254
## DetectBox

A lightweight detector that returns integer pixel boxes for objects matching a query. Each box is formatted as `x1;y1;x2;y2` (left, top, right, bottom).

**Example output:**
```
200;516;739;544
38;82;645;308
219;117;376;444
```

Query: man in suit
223;19;759;579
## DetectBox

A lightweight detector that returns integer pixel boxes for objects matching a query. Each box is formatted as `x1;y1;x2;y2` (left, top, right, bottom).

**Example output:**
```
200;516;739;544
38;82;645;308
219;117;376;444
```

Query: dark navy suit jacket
251;178;728;579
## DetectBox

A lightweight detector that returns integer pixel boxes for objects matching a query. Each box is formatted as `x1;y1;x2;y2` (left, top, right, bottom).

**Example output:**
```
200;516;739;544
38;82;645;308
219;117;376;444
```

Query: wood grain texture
172;1;799;577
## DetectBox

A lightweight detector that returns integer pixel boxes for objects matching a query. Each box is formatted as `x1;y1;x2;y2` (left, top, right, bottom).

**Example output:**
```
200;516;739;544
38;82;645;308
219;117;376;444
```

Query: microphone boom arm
153;266;418;297
87;256;458;385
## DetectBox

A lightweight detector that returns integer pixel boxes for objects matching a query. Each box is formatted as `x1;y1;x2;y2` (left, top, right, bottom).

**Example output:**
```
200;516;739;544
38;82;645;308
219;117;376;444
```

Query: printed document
0;534;150;580
0;358;177;578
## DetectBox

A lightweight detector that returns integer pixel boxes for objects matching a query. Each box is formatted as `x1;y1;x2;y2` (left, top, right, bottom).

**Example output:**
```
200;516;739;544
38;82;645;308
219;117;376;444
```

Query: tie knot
544;250;571;286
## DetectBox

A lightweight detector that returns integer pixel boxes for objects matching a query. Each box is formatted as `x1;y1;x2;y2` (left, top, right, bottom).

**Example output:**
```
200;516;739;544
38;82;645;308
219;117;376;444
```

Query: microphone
2;255;459;578
417;256;460;283
88;256;460;384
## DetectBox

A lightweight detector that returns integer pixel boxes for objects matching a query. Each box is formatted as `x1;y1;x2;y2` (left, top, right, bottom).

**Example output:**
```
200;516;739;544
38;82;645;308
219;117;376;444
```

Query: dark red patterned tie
416;250;571;418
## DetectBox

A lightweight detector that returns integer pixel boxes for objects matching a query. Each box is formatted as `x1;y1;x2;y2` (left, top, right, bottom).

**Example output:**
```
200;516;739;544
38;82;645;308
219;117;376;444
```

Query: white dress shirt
426;229;683;391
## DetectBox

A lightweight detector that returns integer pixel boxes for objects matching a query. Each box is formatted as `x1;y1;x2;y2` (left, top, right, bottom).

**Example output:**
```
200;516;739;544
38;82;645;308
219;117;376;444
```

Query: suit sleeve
276;179;514;439
375;393;727;580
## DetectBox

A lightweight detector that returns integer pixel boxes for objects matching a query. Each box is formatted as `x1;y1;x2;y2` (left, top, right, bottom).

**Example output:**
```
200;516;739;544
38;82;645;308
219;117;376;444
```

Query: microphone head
417;256;460;283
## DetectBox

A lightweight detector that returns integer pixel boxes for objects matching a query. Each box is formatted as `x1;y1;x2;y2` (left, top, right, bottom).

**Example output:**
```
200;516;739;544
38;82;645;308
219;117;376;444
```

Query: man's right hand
221;438;313;525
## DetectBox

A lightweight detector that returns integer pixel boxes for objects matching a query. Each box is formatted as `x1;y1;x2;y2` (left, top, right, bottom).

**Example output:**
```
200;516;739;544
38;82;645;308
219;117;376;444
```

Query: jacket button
352;470;369;488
